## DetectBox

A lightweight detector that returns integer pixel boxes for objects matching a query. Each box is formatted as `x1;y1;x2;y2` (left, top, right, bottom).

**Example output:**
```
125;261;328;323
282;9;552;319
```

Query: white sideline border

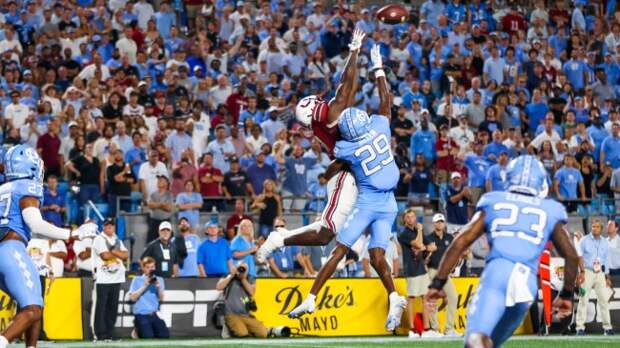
19;335;620;348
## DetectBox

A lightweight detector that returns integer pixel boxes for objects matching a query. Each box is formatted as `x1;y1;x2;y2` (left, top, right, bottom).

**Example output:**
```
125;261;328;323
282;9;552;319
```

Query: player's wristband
559;288;573;300
429;277;447;290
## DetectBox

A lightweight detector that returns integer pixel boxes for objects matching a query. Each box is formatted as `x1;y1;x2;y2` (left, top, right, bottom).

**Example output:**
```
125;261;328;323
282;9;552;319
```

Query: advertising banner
0;290;15;332
81;278;222;339
254;277;533;336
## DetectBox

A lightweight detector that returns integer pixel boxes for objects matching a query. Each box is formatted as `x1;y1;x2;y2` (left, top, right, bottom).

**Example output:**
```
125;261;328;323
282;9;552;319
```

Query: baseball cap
450;172;461;180
138;81;147;87
159;221;172;231
103;217;116;226
432;213;446;223
156;172;169;181
68;121;78;128
205;221;218;229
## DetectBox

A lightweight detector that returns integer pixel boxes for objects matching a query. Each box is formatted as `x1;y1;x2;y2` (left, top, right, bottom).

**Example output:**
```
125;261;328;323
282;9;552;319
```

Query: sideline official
575;219;613;335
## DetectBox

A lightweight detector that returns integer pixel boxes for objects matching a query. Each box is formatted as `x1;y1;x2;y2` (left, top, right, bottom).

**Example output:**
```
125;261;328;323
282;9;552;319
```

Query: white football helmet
295;95;320;127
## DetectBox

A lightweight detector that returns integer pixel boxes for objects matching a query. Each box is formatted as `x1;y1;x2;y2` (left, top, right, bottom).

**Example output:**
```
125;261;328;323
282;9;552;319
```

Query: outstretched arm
328;29;366;124
370;44;392;119
20;196;73;241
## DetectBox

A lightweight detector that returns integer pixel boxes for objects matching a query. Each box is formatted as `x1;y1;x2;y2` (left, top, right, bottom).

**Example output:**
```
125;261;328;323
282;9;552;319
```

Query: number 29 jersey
0;179;44;243
334;115;399;212
477;191;567;272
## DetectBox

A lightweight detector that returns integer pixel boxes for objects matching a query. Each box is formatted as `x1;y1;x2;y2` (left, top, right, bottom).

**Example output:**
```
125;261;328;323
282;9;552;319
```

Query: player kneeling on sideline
128;257;170;339
425;155;579;348
216;262;267;338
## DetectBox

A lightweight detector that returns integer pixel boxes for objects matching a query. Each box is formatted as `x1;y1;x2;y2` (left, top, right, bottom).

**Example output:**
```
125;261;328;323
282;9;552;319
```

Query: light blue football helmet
338;107;371;141
505;155;549;197
4;144;44;182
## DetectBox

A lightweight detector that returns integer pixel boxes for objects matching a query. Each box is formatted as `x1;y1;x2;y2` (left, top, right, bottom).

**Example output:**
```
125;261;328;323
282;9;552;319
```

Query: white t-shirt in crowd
92;233;127;284
138;161;168;198
73;237;95;273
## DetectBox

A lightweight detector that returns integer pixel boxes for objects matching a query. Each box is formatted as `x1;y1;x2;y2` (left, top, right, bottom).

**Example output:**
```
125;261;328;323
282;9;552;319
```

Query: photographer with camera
128;257;170;339
215;262;267;338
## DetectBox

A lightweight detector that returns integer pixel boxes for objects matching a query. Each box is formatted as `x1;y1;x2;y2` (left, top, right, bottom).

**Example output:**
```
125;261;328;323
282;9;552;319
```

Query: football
376;4;409;25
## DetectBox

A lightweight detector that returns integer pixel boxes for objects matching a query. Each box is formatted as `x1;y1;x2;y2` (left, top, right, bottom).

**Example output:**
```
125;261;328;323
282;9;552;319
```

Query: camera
268;326;291;338
147;271;157;284
237;265;246;274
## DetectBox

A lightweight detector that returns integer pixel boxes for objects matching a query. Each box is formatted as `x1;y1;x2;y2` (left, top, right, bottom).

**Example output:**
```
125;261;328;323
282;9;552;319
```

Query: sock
389;291;399;301
306;293;316;303
283;221;322;239
0;336;8;348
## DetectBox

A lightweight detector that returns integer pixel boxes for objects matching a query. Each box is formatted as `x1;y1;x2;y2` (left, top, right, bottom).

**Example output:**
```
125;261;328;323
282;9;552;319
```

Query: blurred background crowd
1;0;620;278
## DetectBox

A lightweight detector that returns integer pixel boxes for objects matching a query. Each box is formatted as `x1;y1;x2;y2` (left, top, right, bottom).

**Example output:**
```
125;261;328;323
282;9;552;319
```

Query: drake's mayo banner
254;278;533;336
0;290;15;332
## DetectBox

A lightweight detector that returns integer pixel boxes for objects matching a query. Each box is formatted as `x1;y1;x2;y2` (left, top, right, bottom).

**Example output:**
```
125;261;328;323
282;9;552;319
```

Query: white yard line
18;335;620;348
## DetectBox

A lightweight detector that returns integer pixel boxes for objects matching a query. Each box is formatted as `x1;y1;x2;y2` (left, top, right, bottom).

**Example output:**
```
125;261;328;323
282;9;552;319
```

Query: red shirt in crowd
436;137;459;172
37;131;61;172
501;13;527;35
198;165;223;197
225;93;248;125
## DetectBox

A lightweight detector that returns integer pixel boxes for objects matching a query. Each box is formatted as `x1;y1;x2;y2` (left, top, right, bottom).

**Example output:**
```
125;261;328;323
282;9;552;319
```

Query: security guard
575;219;613;335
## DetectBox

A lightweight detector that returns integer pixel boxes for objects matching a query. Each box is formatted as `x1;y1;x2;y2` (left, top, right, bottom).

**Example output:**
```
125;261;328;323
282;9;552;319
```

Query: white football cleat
408;330;420;338
385;292;407;331
256;230;285;263
421;330;444;338
444;330;462;338
288;297;316;318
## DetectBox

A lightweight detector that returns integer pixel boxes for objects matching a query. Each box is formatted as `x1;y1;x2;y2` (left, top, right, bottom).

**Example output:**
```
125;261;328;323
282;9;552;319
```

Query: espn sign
117;289;221;328
81;278;223;339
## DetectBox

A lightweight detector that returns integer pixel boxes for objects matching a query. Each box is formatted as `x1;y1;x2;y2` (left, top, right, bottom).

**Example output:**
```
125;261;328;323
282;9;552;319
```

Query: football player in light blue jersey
0;145;81;348
425;155;579;348
289;46;407;331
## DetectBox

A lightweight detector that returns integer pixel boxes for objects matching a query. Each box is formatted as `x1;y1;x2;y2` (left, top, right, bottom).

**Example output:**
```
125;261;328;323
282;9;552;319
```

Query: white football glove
370;44;383;71
74;221;99;240
348;28;366;51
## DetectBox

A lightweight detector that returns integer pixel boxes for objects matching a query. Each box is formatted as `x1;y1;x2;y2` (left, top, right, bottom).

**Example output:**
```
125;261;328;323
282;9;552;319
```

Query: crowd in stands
5;0;620;276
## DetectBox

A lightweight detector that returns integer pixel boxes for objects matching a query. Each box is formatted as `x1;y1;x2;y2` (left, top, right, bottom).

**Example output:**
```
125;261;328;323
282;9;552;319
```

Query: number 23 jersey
0;179;44;243
334;115;399;212
477;191;567;272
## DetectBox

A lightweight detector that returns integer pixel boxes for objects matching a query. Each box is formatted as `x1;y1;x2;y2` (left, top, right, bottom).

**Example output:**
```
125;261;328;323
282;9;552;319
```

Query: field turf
18;336;620;348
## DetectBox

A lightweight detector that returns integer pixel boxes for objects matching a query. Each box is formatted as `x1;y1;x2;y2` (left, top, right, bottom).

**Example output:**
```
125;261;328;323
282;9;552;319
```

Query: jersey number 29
491;202;547;245
0;193;10;225
354;134;394;176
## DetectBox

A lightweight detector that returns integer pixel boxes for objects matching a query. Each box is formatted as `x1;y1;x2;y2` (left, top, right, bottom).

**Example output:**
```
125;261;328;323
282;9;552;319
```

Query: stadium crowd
0;0;619;281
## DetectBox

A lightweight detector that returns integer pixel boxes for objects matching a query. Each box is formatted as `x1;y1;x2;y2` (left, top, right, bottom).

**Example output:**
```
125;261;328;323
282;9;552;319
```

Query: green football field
17;336;620;348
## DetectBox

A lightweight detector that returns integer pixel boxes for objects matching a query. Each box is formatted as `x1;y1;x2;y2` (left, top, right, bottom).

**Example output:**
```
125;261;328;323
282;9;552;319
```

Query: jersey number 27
354;134;394;176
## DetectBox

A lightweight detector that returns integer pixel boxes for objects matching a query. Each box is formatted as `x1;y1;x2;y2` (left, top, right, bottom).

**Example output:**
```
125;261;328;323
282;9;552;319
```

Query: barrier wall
10;276;620;339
